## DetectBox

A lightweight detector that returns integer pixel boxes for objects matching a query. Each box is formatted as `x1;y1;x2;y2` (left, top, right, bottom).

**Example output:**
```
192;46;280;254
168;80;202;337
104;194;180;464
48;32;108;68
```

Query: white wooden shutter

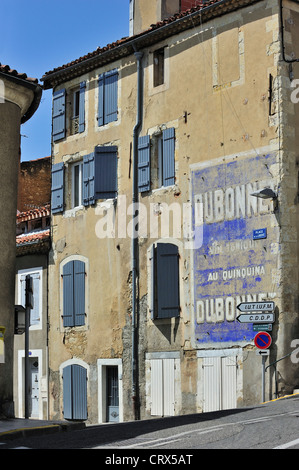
151;359;163;416
163;359;175;416
203;356;221;412
222;356;237;410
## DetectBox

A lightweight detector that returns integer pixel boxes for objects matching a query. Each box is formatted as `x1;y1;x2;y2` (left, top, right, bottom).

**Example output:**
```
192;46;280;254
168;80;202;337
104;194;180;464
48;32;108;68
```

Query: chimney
130;0;181;36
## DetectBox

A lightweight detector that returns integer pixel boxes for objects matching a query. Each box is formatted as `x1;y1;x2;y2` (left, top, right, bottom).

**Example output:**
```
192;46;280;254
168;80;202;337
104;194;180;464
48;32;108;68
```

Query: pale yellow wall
49;0;297;421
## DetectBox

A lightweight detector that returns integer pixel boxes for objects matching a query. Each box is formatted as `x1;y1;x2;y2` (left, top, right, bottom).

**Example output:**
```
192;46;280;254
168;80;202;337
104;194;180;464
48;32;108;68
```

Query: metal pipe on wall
131;50;143;421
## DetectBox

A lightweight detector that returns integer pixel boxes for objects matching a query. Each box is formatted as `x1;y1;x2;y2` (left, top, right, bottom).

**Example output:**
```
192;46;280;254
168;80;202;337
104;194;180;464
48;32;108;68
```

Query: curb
0;422;86;441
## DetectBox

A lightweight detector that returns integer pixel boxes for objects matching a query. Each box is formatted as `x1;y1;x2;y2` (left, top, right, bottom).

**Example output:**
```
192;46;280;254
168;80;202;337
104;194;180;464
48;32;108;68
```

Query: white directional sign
236;313;275;324
256;349;270;356
237;301;275;312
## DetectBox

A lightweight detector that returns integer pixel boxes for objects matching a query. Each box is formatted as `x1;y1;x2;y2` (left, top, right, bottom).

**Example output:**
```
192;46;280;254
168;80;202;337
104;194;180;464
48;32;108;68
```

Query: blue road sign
253;228;267;240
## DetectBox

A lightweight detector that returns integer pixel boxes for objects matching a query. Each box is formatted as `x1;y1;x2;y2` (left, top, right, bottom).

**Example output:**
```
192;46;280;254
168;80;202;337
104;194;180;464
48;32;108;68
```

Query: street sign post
237;301;275;312
236;313;275;324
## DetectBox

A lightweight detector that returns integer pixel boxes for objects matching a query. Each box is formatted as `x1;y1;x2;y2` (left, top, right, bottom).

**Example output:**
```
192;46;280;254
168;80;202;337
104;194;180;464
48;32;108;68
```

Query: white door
151;358;175;416
202;354;237;413
30;359;39;418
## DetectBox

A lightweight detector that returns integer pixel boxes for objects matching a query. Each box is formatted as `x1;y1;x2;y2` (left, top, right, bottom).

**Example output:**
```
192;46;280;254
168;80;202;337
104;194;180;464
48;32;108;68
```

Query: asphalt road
2;395;299;452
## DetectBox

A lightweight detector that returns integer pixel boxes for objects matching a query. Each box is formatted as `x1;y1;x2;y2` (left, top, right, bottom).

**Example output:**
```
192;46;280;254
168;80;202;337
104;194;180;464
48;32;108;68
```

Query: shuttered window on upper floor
138;128;175;193
52;82;86;142
62;260;86;327
83;146;118;205
98;69;118;127
51;147;118;214
150;243;180;320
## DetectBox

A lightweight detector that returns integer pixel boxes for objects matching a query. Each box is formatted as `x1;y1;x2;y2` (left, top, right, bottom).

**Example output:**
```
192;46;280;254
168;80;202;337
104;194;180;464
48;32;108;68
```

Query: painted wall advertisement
191;153;279;347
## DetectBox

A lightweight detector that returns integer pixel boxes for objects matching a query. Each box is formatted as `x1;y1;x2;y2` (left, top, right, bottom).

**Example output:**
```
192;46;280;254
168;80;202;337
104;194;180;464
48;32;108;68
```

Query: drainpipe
132;50;143;421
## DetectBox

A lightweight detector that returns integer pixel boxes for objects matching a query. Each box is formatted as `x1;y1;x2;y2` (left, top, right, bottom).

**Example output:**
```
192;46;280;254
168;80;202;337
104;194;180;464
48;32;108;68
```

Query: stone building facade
42;0;299;423
0;64;42;417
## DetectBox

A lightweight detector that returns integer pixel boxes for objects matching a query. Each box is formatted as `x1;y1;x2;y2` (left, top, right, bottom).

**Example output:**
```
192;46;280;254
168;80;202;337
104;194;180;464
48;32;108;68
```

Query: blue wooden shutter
63;261;74;327
94;146;118;199
51;162;64;214
150;245;156;320
104;69;118;124
138;135;151;192
63;365;73;419
97;74;104;127
63;365;87;420
74;261;85;326
83;153;95;206
72;365;87;420
156;243;180;318
162;128;175;187
79;81;86;133
52;89;66;141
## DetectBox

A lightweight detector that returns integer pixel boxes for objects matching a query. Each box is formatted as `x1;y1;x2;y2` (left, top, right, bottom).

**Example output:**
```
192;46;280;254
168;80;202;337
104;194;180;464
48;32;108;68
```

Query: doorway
30;358;39;418
106;366;119;422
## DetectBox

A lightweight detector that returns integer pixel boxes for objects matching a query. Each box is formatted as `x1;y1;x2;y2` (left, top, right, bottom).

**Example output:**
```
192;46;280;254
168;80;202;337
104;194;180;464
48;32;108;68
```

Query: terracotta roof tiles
0;63;39;84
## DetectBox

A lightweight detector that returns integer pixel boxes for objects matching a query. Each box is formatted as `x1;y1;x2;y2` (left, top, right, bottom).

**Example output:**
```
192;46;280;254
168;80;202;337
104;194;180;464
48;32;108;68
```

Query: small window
138;128;175;192
71;88;80;135
72;162;83;208
153;48;165;87
18;269;42;329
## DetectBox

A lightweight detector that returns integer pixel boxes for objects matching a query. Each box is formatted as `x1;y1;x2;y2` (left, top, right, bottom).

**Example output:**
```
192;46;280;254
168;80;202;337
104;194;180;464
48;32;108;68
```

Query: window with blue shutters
138;128;175;192
150;243;180;319
51;162;64;214
52;82;86;141
83;146;118;205
62;260;86;327
98;69;118;127
63;364;87;420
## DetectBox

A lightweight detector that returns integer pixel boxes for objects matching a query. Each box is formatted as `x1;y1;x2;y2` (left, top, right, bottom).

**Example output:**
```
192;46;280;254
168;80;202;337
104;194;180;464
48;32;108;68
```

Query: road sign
236;313;275;324
254;331;272;350
256;349;270;356
253;228;267;240
237;301;275;312
253;324;272;332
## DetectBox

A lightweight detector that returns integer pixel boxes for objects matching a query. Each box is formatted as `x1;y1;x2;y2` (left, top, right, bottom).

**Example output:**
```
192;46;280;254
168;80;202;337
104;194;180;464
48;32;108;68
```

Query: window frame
72;161;83;209
153;48;165;87
17;267;43;331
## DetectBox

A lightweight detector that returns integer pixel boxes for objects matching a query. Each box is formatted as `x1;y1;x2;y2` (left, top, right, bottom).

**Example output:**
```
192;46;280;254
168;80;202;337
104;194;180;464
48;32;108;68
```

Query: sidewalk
0;418;85;441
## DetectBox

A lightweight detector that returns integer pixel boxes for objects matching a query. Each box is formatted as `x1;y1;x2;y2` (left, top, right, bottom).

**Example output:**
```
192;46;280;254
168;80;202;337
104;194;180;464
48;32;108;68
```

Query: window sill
63;206;84;218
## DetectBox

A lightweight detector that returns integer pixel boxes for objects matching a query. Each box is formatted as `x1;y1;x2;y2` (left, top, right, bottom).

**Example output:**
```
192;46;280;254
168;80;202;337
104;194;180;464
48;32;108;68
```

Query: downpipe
132;50;143;421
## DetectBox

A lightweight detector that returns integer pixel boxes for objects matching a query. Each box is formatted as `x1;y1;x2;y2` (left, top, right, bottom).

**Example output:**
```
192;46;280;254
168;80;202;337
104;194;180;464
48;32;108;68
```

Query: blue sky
1;0;130;161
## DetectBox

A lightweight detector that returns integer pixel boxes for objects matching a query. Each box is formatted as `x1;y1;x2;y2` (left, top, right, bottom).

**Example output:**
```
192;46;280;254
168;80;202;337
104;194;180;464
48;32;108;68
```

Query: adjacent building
0;64;42;418
14;157;51;419
41;0;299;423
